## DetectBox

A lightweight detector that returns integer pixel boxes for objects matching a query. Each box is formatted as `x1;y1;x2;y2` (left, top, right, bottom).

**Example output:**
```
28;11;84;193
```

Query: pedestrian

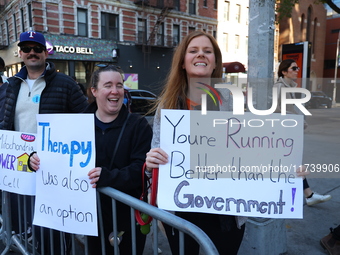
274;59;331;206
87;65;153;254
1;30;88;254
0;56;8;122
145;31;246;255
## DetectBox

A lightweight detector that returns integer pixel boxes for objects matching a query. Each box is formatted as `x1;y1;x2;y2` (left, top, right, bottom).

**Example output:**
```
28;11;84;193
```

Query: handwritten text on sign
0;131;36;195
33;114;98;236
158;110;304;218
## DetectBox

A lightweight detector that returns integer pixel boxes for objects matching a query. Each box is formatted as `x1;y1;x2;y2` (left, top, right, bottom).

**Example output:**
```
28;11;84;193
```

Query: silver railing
0;188;218;255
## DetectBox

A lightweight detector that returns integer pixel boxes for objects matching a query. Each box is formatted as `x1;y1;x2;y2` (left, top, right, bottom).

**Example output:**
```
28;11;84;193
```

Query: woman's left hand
29;153;40;171
88;167;102;188
296;165;309;178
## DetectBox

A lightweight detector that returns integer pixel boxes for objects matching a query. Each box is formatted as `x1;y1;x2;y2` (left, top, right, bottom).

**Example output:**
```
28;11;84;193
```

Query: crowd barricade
0;188;218;255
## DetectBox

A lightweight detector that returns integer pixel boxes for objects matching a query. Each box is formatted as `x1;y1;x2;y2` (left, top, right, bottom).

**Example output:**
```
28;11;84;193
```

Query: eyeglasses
290;66;300;71
20;46;45;53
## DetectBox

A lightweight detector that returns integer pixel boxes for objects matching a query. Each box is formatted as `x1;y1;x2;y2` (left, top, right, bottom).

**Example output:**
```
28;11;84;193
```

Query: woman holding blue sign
85;65;152;254
145;31;246;255
30;65;152;254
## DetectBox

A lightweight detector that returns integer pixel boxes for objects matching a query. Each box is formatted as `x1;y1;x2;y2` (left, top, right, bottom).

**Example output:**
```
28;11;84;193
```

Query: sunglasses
290;66;300;71
96;64;121;70
20;46;45;53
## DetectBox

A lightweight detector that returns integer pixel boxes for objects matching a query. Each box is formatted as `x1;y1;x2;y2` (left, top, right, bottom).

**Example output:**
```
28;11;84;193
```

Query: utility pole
238;0;287;254
332;31;339;106
247;0;275;110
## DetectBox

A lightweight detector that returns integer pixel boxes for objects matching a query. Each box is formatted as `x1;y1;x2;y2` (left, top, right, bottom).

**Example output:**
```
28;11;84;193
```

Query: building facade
0;0;218;94
216;0;248;89
278;0;327;92
323;3;340;101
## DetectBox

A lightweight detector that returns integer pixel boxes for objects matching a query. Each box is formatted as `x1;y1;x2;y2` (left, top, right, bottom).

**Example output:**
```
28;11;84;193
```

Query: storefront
44;34;118;86
0;34;172;94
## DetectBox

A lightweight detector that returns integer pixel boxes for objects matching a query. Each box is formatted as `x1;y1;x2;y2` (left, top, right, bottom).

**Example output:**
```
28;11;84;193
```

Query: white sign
33;114;98;236
0;130;36;195
54;45;94;55
158;110;304;218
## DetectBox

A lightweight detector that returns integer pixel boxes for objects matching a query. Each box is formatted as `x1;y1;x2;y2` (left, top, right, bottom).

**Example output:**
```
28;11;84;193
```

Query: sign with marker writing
158;110;304;218
33;114;97;236
0;130;36;195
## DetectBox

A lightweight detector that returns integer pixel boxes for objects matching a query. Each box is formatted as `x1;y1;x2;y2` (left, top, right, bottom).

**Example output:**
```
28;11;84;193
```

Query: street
284;106;340;255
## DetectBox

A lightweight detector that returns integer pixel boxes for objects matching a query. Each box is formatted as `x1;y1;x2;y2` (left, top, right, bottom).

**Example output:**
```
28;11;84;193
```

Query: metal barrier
0;188;218;255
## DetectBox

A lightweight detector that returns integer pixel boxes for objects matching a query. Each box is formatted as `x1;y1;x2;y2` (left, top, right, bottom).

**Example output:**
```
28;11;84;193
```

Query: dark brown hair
277;59;296;78
90;65;124;89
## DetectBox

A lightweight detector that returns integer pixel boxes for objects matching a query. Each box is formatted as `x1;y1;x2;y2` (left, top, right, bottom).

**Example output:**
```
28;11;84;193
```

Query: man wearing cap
0;31;88;254
0;30;88;132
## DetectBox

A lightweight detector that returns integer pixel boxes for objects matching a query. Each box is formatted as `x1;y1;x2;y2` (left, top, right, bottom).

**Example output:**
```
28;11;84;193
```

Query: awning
223;62;246;73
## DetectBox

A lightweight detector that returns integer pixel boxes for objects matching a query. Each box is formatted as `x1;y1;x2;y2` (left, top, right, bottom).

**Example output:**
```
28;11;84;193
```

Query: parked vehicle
305;91;332;109
128;89;157;115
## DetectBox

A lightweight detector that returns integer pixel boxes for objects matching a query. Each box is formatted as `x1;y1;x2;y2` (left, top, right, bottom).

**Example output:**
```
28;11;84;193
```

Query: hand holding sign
33;114;97;236
157;110;304;219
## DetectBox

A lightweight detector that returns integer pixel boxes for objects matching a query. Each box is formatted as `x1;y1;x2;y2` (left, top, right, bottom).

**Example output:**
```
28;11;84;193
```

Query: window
306;7;312;42
173;0;180;11
246;7;249;25
20;8;25;32
203;0;207;7
188;0;196;15
235;34;239;50
28;3;32;29
137;19;147;44
236;4;241;23
214;0;217;9
189;26;195;34
77;9;88;37
101;13;118;40
223;33;228;52
245;36;248;54
224;1;230;21
13;14;17;41
156;23;164;46
5;20;9;45
173;24;180;46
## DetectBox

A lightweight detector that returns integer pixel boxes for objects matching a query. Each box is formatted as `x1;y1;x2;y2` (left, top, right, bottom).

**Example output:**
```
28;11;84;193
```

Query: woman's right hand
146;148;168;172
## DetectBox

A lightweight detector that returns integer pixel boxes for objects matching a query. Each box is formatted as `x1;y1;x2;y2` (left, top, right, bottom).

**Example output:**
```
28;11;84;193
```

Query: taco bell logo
201;84;311;116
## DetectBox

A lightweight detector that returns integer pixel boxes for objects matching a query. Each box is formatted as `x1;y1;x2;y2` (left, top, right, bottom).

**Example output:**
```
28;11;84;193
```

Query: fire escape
134;0;174;65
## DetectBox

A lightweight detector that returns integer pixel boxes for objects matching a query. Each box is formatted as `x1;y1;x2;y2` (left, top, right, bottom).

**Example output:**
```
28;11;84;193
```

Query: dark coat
84;102;152;195
0;62;88;130
84;102;152;254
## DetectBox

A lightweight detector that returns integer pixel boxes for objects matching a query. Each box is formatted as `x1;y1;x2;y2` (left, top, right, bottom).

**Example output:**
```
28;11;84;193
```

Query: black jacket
84;102;152;244
84;102;152;195
0;62;88;130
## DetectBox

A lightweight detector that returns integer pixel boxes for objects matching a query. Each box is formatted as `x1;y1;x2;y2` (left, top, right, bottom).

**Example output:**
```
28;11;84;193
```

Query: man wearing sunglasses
0;31;88;132
0;31;88;254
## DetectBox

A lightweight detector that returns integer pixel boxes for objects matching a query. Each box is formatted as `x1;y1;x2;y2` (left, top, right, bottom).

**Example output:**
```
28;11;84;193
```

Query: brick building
278;0;327;92
323;5;340;101
0;0;218;93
